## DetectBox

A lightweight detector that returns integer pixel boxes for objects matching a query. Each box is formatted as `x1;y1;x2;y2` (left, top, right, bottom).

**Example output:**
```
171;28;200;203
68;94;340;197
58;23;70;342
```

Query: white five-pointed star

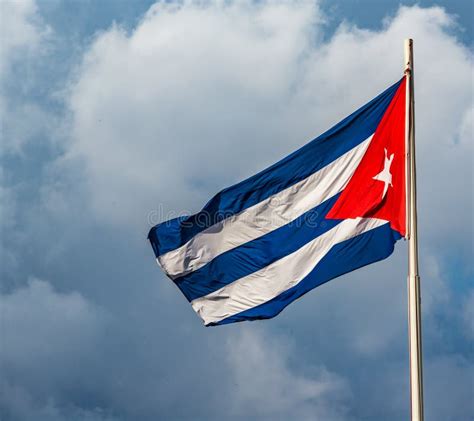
372;148;394;199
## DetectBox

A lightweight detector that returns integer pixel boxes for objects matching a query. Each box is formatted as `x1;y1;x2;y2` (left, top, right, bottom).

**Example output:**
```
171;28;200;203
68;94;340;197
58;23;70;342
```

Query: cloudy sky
0;0;472;420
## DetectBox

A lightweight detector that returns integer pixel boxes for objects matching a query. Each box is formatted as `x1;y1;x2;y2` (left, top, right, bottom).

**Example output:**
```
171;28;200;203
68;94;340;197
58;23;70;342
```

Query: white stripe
191;218;387;325
159;136;373;278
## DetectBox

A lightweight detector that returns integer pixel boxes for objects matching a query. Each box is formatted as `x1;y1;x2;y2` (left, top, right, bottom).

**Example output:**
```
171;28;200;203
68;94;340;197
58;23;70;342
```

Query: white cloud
226;327;349;420
0;278;107;363
0;279;110;419
64;0;322;228
0;0;54;153
0;0;45;78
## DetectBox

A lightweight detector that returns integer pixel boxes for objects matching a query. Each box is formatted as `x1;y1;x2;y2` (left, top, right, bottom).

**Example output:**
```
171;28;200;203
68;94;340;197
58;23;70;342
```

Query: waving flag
148;77;407;326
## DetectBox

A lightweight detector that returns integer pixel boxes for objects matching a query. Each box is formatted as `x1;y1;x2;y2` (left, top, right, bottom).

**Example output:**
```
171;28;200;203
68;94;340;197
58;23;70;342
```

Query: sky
0;1;473;420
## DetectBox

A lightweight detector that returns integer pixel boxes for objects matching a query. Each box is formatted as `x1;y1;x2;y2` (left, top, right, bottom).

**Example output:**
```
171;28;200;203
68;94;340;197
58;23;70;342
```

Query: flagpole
404;38;424;421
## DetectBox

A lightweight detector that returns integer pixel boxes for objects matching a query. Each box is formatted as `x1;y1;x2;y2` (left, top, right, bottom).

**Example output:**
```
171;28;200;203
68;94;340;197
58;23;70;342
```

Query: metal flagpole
404;38;424;421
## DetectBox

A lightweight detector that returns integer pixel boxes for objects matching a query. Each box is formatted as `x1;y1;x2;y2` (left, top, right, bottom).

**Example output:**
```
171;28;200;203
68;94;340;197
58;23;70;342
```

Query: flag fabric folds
148;77;407;326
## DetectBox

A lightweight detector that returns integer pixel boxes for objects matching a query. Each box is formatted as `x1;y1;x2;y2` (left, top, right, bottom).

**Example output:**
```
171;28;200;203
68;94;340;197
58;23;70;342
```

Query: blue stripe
175;194;342;302
148;79;403;256
211;223;401;326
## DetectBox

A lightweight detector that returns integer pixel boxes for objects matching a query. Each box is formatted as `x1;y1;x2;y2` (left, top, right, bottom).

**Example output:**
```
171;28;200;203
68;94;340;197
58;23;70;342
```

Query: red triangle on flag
326;77;407;236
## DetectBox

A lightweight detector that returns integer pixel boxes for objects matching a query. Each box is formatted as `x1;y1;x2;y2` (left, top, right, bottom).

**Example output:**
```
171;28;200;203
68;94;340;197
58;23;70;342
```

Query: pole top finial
404;39;413;74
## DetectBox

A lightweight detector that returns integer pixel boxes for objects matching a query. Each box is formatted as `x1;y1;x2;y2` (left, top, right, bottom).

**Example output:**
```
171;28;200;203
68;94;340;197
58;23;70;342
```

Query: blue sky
0;1;472;420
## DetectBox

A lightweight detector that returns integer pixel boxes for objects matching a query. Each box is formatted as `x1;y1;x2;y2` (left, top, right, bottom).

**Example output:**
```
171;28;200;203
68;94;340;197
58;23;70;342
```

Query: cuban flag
148;77;407;326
